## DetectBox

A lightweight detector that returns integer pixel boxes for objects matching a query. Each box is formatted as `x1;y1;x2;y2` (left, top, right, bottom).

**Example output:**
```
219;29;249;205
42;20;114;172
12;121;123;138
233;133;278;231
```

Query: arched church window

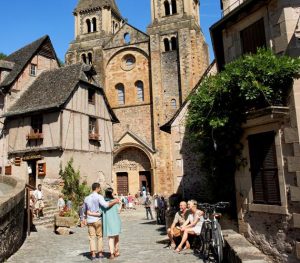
88;52;93;64
171;99;177;109
171;0;177;14
124;33;131;44
136;81;144;102
92;17;97;32
164;0;170;16
86;19;91;33
171;37;177;50
81;54;87;64
164;38;170;52
116;83;125;105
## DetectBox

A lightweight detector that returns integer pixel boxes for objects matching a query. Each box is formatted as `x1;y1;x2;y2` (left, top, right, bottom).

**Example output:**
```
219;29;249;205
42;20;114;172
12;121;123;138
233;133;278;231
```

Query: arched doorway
113;146;153;196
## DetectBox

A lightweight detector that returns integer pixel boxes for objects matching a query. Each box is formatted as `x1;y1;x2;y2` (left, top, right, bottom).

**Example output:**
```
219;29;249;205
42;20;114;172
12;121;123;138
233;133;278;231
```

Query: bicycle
193;202;230;263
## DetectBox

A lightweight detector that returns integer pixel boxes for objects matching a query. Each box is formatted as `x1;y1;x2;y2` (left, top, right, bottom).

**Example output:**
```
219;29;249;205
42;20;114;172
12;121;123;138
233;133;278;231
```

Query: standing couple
85;183;121;260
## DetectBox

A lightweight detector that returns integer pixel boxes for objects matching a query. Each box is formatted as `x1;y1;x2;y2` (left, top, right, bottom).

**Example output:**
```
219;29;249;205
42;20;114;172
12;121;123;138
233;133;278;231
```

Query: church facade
66;0;209;196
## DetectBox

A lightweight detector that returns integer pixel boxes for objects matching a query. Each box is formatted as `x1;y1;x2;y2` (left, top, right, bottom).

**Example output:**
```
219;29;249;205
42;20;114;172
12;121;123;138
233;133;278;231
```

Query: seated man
167;201;190;249
176;200;204;252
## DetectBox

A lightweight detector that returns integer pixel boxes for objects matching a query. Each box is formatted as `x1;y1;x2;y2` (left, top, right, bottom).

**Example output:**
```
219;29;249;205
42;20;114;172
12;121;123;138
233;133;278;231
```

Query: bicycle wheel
202;223;211;260
212;222;223;263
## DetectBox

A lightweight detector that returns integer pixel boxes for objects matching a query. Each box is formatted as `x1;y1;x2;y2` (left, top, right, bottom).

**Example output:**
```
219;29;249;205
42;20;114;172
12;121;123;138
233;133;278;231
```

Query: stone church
66;0;209;196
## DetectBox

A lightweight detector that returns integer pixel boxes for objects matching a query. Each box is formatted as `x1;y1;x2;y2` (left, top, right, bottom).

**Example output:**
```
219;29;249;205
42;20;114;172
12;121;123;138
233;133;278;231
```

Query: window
171;37;177;50
88;52;93;64
240;18;266;55
81;54;87;64
116;83;125;105
86;19;91;33
31;115;43;133
30;64;37;76
38;163;46;176
171;99;177;109
89;117;97;134
88;88;95;104
124;33;131;44
171;0;177;14
164;0;170;16
92;17;97;32
136;81;144;102
125;55;135;66
164;38;170;52
248;131;281;205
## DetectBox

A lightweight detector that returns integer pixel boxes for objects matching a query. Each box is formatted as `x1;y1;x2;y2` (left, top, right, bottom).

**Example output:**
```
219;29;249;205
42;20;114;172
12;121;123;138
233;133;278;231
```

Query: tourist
102;188;122;260
127;193;134;209
78;201;87;227
85;183;120;261
144;193;153;220
33;184;44;219
175;200;204;252
167;201;190;249
57;194;65;212
142;185;147;199
29;194;36;223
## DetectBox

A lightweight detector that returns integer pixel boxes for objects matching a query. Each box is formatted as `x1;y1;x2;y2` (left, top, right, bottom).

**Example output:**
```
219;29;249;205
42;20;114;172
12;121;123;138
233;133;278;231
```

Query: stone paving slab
8;208;204;263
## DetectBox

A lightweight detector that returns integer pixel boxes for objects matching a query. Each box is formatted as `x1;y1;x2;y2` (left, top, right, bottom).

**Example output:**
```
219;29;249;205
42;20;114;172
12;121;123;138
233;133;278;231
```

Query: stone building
0;36;118;188
66;0;209;195
210;0;300;261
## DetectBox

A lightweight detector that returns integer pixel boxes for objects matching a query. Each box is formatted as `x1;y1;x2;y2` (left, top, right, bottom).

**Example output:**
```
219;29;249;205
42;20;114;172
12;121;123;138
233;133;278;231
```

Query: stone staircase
33;201;58;228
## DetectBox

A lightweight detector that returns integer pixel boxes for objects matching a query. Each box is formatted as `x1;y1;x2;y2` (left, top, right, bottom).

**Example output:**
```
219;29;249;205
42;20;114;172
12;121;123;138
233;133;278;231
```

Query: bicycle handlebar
198;201;230;211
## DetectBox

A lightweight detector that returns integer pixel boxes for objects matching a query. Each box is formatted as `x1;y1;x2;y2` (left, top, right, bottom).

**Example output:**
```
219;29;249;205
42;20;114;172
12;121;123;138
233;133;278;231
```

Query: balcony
26;131;43;140
89;133;101;141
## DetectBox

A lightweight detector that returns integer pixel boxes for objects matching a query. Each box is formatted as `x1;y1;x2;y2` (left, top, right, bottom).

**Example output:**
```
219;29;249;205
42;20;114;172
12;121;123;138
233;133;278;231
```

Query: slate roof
4;63;119;123
0;35;56;90
75;0;121;17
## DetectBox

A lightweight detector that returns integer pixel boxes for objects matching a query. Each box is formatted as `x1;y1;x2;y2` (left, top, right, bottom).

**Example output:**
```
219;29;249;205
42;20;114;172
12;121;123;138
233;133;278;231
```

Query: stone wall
0;176;25;262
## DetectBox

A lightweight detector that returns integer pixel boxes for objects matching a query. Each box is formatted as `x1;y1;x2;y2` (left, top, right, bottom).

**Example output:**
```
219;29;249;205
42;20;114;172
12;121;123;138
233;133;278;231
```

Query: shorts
192;223;203;235
35;200;45;209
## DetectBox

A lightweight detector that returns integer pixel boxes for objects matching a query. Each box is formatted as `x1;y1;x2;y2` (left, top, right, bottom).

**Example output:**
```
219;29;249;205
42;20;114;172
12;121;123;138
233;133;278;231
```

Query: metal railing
222;0;246;17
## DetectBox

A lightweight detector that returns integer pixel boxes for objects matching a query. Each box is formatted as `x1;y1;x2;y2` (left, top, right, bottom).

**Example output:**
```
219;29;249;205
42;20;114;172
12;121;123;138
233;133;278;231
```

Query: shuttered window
240;18;266;55
248;131;281;205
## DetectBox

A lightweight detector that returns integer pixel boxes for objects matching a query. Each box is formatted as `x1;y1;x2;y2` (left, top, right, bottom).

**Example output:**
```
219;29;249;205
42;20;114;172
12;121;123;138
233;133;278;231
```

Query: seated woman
176;200;204;252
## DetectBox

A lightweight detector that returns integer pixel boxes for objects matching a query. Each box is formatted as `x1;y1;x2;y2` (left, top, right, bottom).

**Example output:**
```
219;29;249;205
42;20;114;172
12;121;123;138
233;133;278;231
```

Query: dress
188;210;204;235
102;198;121;237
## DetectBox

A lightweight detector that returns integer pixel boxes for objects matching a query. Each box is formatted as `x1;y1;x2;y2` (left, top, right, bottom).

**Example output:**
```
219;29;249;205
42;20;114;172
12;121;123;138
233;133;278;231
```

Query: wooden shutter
240;18;266;55
248;131;281;205
5;165;12;175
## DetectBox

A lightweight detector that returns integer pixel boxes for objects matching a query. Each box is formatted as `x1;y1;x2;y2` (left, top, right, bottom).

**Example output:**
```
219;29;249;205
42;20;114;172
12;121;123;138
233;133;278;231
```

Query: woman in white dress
176;200;204;252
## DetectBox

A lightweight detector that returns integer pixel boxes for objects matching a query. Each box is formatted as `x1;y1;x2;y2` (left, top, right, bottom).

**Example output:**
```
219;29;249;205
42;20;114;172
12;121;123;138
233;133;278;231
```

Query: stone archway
113;146;153;196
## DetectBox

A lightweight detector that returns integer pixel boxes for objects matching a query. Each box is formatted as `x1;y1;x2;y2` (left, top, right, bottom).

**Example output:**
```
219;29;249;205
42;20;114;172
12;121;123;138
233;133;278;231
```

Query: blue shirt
84;192;109;224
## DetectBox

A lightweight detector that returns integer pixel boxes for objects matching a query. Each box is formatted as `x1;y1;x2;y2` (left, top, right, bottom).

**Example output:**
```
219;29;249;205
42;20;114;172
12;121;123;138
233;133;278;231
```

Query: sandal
175;247;182;253
109;254;115;260
114;250;120;257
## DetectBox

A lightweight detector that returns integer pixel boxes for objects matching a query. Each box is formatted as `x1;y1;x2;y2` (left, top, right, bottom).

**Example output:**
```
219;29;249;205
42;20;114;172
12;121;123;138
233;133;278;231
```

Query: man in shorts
33;184;44;218
167;201;190;249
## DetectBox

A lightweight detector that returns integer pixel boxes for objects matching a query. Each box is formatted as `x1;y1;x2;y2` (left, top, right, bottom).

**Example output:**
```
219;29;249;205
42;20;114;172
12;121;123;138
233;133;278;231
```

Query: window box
89;133;101;141
26;132;44;140
38;163;46;176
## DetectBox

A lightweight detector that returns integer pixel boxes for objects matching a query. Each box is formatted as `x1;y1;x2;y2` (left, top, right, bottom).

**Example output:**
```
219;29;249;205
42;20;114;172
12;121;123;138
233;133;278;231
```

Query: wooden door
117;172;129;196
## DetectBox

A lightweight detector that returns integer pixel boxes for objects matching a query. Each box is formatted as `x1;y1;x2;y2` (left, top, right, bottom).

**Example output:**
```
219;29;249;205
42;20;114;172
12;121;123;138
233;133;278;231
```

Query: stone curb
223;229;270;263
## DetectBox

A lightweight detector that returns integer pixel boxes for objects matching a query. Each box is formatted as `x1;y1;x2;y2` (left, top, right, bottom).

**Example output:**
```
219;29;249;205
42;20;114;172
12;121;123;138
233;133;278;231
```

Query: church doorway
113;146;153;196
139;171;152;194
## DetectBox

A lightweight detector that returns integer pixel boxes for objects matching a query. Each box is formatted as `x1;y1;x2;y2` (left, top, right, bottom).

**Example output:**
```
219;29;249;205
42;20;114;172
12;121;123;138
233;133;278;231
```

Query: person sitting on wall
33;184;44;219
57;194;65;212
176;200;204;252
167;201;190;249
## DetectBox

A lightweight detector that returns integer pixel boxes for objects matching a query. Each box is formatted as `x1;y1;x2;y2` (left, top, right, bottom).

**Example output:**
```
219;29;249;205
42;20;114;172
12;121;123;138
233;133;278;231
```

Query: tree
59;158;90;209
187;49;300;203
0;52;7;60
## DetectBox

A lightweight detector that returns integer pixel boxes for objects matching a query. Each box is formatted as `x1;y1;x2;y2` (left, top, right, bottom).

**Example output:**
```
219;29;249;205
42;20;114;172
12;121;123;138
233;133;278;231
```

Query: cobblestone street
8;208;203;263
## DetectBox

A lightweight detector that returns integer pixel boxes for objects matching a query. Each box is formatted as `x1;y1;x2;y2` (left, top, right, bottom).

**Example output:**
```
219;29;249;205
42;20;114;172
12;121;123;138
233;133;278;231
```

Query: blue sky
0;0;221;61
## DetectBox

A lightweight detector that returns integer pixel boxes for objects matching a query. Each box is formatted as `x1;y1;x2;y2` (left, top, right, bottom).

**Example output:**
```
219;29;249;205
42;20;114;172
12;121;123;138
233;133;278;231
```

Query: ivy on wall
186;49;300;203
